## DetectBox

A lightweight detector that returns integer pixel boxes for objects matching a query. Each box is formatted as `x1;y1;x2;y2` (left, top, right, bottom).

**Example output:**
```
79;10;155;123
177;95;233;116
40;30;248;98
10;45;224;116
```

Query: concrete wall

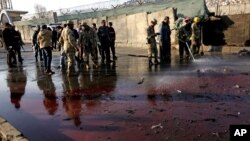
108;15;128;47
223;14;250;46
208;3;250;15
15;25;34;43
77;8;175;48
147;8;176;44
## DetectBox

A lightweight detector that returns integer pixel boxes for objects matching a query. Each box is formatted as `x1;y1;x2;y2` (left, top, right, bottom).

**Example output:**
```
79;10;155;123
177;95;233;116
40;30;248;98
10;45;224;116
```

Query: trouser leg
91;46;98;63
110;40;116;59
7;49;17;66
15;48;23;63
160;45;163;62
104;43;111;63
42;48;48;70
167;44;171;59
148;44;153;64
184;41;191;57
153;46;158;62
66;50;76;75
101;44;105;61
34;44;39;61
179;41;184;59
45;47;52;71
39;48;43;60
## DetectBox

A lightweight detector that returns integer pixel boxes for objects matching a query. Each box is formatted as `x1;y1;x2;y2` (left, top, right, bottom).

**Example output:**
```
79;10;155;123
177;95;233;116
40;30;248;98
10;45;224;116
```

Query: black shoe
149;60;153;66
154;60;160;65
46;70;55;75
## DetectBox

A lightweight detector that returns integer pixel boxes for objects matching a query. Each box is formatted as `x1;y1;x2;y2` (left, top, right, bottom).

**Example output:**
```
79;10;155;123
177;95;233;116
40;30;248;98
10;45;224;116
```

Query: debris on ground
233;84;241;89
151;123;163;129
138;77;145;85
238;49;250;56
126;109;136;114
212;132;220;138
199;84;208;89
177;90;182;93
131;95;138;98
240;72;249;75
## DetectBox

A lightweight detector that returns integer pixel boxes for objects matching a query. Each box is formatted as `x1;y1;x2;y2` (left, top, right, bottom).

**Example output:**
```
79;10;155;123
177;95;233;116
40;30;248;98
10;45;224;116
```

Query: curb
0;116;28;141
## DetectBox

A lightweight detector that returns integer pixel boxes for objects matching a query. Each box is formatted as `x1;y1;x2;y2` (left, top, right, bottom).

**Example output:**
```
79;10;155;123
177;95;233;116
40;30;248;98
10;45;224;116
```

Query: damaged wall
223;14;250;46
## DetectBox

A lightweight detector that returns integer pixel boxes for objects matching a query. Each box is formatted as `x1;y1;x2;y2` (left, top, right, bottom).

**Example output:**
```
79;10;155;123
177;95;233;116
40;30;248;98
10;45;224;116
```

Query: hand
192;40;197;46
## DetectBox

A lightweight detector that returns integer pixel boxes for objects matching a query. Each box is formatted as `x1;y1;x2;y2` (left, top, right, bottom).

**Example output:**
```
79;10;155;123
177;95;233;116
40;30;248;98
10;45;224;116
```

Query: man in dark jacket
12;25;24;64
2;22;17;67
98;20;111;64
52;27;58;49
159;16;171;63
108;22;117;60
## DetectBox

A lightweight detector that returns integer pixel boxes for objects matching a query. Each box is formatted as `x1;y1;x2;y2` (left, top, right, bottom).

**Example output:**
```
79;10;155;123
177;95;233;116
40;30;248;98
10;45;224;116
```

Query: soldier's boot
148;58;153;66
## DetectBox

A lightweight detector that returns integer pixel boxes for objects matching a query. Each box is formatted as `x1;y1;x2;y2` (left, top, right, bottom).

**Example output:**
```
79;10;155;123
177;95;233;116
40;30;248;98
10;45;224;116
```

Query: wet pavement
1;45;250;141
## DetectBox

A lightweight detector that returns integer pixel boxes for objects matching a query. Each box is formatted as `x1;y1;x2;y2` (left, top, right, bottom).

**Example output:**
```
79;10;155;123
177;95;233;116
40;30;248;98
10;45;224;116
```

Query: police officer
78;22;99;67
190;17;201;55
98;20;111;64
59;21;78;77
147;19;160;65
32;25;43;62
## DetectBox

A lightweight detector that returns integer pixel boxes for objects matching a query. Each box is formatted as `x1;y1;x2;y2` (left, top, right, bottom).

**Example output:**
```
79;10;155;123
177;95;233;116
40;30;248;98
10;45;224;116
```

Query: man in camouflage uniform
177;17;192;61
78;23;100;67
147;19;160;65
59;21;78;76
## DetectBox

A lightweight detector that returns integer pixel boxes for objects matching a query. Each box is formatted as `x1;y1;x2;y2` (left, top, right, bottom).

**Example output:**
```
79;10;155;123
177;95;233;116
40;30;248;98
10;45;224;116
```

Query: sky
12;0;109;14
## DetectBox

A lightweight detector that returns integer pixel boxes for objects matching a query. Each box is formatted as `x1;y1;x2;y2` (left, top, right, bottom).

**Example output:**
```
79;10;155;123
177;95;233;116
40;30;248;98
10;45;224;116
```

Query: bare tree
91;8;98;12
136;0;145;5
59;9;70;21
34;4;47;19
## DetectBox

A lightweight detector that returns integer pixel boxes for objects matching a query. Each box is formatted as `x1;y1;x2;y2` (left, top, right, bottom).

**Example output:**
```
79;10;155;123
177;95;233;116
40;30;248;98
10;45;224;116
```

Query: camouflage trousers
148;41;158;61
84;45;98;64
65;48;76;75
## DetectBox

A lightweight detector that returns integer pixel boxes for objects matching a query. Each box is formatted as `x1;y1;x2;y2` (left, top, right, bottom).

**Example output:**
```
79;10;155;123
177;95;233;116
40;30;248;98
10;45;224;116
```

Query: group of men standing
3;15;202;74
30;19;117;76
147;16;202;65
147;16;172;65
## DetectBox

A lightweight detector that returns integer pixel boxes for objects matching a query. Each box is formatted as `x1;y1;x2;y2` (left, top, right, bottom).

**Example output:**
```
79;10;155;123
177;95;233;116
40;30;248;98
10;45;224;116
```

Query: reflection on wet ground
1;48;250;141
